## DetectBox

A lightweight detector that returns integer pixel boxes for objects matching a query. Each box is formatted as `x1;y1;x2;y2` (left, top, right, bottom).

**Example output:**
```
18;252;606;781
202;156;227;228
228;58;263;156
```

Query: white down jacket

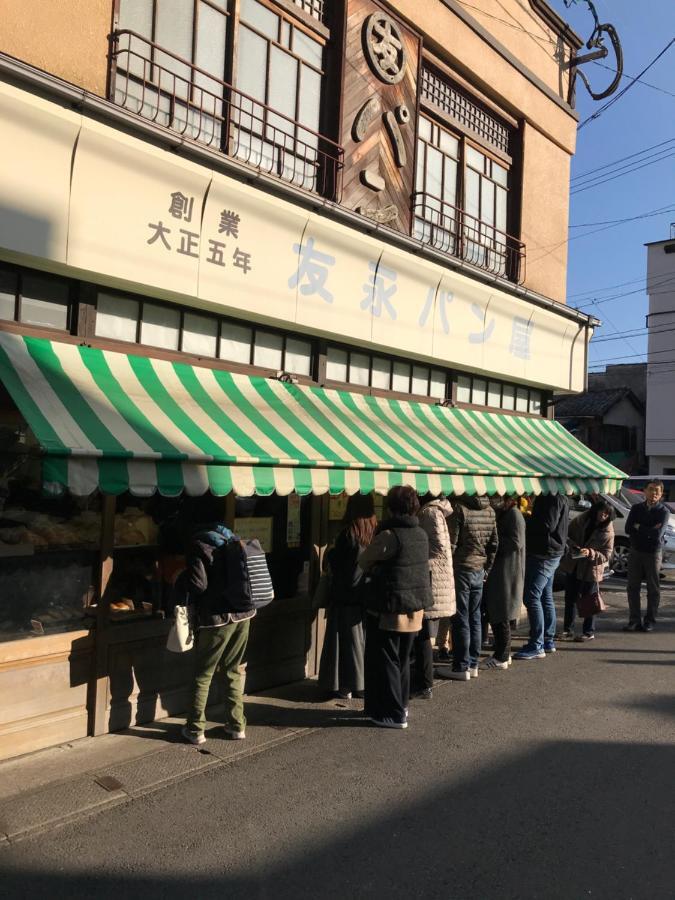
418;499;456;619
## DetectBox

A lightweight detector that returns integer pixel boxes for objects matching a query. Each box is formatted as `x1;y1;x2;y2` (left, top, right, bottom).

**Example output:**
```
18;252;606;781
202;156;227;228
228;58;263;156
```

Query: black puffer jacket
526;494;570;558
180;525;256;628
448;496;499;573
370;515;433;615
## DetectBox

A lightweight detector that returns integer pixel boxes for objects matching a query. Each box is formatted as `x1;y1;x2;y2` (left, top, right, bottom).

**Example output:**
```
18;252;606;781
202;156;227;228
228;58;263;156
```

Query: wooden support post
88;493;116;736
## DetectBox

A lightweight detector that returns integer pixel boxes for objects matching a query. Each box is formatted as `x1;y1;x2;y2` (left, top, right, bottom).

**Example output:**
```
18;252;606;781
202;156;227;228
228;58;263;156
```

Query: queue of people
178;480;668;741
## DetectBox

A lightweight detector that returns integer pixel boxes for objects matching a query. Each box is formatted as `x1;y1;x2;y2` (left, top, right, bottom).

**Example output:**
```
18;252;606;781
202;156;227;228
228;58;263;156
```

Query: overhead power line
569;270;675;299
568;203;675;228
570;150;675;195
570;137;675;183
574;274;675;310
592;323;675;344
592;61;675;100
578;38;675;131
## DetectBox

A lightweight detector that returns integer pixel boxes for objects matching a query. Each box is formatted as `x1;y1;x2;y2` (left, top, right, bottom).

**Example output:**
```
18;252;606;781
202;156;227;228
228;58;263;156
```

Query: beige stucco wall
520;122;570;302
0;0;110;96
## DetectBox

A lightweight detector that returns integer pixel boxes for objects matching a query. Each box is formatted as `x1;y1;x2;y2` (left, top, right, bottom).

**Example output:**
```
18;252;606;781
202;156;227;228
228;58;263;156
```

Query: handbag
312;572;332;610
576;587;607;619
166;603;195;653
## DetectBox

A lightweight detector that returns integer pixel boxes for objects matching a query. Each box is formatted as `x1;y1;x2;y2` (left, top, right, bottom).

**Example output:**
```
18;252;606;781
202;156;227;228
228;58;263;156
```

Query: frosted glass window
496;187;508;234
293;30;323;68
466;146;486;172
349;353;370;387
285;337;312;376
194;3;227;90
20;275;69;330
502;384;515;411
220;323;252;363
182;312;217;357
298;65;321;132
529;391;542;414
456;376;471;403
371;357;390;390
443;156;458;206
472;378;487;406
268;47;298;126
240;0;278;39
0;269;17;320
412;366;429;395
418;116;432;142
465;169;480;219
326;347;348;382
516;387;529;412
439;130;459;157
481;179;495;227
253;330;283;369
392;362;410;393
140;303;180;349
96;293;139;342
155;0;194;94
236;26;268;104
493;163;508;187
118;0;153;37
430;370;447;400
487;381;502;408
425;146;443;199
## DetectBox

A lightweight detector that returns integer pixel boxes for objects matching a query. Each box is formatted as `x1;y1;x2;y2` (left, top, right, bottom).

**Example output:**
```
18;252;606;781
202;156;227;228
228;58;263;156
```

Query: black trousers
491;620;512;662
411;618;439;692
364;614;415;724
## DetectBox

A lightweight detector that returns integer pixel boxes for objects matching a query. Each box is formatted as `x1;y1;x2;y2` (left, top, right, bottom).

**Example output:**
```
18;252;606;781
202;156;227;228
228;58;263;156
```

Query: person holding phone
559;499;615;641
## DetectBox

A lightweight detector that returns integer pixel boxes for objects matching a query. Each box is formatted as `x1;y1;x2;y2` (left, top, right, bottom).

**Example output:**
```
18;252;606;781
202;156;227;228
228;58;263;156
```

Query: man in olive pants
179;523;256;744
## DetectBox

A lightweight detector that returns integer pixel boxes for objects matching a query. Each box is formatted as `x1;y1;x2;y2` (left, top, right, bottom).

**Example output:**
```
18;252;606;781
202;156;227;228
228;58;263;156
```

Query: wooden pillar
88;493;116;736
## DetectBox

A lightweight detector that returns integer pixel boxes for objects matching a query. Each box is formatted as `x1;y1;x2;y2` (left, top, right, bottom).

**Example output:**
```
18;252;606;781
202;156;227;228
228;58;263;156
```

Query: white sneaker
181;725;206;745
469;666;479;679
483;656;509;670
223;727;246;740
561;630;575;641
436;669;470;681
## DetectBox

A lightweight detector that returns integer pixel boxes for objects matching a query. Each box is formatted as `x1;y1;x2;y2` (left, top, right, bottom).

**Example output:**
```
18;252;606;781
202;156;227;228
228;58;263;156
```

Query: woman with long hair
559;499;615;642
318;494;377;699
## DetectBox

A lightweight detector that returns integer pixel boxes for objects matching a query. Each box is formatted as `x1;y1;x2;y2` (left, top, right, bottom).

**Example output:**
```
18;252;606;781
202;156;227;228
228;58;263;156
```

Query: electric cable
592;61;675;100
570;137;675;183
570;150;675;195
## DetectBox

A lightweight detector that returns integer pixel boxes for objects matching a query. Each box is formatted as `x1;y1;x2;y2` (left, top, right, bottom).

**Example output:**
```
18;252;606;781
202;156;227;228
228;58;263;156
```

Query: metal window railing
108;30;343;202
412;192;525;283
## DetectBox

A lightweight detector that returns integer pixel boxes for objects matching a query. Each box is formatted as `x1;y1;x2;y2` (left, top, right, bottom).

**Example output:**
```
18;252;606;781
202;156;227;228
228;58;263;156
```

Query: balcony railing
108;30;343;202
412;192;525;284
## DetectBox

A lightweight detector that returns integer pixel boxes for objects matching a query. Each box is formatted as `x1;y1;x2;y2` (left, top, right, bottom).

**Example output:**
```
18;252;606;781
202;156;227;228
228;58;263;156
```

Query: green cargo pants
185;618;251;735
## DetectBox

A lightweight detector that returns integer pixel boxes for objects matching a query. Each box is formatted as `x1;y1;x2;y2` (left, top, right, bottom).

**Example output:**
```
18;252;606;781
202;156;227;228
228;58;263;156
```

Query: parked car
566;492;675;577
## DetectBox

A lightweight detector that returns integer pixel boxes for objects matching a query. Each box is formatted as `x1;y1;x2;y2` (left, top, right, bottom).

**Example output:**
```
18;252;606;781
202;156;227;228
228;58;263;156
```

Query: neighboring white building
646;232;675;473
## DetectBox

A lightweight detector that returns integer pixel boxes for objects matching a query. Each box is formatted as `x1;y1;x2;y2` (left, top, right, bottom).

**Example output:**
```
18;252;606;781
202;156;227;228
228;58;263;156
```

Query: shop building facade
0;0;624;760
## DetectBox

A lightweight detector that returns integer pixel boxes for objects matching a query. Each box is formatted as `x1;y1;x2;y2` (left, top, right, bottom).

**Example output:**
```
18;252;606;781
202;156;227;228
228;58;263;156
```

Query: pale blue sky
549;0;675;371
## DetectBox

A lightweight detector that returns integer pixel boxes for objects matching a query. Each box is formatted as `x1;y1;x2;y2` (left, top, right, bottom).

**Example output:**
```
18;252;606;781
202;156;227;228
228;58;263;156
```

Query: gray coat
418;499;456;619
483;506;525;624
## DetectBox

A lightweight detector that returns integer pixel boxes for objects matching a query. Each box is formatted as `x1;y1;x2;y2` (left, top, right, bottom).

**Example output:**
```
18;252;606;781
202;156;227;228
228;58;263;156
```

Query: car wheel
611;540;630;577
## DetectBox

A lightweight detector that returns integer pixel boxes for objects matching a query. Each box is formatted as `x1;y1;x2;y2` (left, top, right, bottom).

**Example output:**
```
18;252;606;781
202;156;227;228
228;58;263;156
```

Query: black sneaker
642;621;654;632
436;648;452;662
412;688;433;700
622;623;641;632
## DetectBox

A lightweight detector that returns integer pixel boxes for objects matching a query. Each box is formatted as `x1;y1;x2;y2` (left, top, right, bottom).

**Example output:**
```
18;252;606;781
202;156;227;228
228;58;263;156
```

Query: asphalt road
1;582;674;900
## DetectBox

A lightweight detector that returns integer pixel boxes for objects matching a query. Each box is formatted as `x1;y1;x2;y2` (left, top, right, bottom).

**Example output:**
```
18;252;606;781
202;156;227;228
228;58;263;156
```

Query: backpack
223;538;275;612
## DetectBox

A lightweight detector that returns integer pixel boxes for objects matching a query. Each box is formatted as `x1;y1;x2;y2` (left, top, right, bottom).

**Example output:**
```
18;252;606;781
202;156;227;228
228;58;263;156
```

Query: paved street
1;580;674;900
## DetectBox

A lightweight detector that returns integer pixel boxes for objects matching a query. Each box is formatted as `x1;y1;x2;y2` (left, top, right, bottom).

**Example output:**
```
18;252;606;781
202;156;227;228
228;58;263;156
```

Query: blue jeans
451;568;484;671
523;555;561;651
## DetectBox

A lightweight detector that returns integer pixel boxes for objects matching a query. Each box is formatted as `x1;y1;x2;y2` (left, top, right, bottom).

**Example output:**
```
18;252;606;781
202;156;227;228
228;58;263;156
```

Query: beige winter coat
418;499;456;618
558;511;615;584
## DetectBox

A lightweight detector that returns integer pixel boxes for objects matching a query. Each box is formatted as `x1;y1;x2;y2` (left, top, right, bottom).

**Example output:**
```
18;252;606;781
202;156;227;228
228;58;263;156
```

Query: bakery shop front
0;329;624;760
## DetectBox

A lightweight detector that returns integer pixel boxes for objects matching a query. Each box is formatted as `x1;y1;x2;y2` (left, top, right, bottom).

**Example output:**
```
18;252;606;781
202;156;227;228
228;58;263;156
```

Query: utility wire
592;61;675;100
575;276;675;309
592;323;675;344
570;137;675;183
578;38;675;131
452;0;558;47
568;203;675;228
570;150;675;195
569;270;675;300
589;344;675;365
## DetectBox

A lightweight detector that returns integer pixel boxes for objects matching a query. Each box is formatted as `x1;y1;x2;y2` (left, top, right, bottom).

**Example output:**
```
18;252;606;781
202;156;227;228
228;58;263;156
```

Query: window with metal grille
293;0;324;21
421;67;511;156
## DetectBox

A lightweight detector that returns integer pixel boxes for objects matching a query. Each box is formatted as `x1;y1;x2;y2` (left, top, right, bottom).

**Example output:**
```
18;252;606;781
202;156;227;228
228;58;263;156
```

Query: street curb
0;727;317;847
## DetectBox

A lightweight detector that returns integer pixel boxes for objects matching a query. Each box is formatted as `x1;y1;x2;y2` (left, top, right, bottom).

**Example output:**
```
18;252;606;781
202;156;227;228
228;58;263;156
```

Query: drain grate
94;775;124;793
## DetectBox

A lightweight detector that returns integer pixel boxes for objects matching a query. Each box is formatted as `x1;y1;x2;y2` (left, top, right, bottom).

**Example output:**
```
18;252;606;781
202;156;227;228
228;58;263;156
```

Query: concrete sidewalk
0;683;364;844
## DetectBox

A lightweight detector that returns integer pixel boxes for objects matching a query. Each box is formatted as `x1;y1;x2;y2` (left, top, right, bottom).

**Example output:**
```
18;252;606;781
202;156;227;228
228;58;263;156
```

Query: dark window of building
0;266;72;332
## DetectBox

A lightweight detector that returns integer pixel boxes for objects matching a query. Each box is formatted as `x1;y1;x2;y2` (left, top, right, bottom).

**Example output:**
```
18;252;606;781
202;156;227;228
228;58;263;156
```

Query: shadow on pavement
2;739;674;899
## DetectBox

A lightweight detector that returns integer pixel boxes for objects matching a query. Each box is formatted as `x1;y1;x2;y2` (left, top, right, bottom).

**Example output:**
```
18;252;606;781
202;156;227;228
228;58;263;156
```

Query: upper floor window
233;0;325;191
112;0;341;198
416;67;524;283
0;267;72;332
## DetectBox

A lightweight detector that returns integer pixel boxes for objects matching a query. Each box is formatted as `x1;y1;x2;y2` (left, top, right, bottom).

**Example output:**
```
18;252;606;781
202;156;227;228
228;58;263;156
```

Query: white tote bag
166;604;195;653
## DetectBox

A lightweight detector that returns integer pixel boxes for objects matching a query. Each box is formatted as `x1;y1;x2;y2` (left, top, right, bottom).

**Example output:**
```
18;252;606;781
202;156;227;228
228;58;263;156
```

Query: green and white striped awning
0;333;626;498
